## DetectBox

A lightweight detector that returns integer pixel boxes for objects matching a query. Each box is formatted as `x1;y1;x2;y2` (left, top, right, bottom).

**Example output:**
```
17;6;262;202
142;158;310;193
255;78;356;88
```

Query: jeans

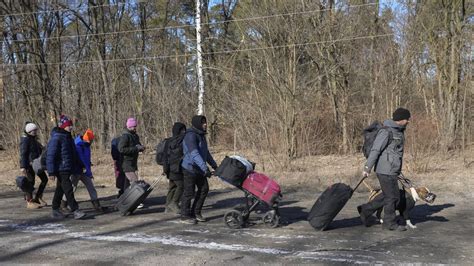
181;170;209;218
63;174;98;201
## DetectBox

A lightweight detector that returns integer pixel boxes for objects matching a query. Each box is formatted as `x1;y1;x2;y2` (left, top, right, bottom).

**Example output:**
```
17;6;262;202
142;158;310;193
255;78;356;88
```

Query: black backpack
166;134;185;174
155;138;170;165
362;121;392;158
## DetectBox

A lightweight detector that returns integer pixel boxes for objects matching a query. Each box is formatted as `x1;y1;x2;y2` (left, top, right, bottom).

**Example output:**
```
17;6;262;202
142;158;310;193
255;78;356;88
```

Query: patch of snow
10;223;69;234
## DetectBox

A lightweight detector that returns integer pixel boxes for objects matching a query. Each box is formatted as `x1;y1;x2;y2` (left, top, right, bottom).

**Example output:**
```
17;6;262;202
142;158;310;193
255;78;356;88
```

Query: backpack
155;138;170;165
111;137;121;161
166;134;185;174
362;121;392;158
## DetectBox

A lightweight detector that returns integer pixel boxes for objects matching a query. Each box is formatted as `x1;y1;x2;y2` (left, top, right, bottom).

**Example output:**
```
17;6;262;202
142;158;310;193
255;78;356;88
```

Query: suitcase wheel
223;210;244;229
262;210;280;228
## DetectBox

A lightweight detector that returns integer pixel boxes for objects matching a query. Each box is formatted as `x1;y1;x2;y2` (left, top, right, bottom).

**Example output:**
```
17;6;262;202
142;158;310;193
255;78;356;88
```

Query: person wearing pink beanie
118;117;145;208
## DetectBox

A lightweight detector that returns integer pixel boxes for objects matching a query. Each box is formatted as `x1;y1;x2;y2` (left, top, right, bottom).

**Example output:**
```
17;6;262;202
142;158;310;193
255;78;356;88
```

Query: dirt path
0;183;472;265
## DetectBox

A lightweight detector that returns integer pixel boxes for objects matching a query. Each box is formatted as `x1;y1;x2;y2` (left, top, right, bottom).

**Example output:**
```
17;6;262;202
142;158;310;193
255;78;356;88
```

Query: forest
0;0;472;164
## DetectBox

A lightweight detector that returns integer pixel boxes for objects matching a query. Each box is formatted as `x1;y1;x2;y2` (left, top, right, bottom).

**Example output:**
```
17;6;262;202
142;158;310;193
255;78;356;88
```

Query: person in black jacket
118;117;145;200
163;122;186;214
46;115;86;220
19;122;48;209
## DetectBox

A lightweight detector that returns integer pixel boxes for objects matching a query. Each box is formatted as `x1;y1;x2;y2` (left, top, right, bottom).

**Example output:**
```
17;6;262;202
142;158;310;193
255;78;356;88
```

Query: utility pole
196;0;204;115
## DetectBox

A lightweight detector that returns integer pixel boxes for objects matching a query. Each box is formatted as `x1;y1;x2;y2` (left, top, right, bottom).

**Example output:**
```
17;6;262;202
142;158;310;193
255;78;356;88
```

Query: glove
204;169;212;178
362;166;370;177
136;144;145;152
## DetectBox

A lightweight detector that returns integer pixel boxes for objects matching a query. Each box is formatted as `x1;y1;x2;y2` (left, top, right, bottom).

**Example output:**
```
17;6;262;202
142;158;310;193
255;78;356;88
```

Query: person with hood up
19;122;48;209
359;108;411;231
118;117;145;207
61;129;106;212
180;115;218;224
163;122;186;214
46;115;86;220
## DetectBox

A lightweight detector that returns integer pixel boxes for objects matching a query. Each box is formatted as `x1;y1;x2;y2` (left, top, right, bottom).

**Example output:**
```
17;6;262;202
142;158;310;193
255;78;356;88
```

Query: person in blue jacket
62;129;105;212
180;115;218;224
46;115;86;220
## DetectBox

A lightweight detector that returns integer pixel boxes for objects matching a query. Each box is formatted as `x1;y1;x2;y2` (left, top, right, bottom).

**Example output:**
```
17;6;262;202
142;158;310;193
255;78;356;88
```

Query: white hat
25;123;38;133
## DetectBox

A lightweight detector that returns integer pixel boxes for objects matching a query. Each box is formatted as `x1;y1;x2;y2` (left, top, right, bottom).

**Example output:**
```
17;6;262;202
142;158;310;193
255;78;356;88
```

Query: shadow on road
325;203;455;231
410;203;454;223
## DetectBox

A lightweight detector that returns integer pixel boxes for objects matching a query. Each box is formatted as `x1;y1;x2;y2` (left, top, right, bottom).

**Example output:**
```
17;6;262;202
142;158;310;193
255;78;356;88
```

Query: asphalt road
0;183;472;265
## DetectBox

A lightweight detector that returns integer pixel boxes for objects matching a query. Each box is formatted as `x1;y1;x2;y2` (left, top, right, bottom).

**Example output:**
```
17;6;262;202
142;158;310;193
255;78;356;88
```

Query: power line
0;33;394;67
0;1;130;19
1;3;377;44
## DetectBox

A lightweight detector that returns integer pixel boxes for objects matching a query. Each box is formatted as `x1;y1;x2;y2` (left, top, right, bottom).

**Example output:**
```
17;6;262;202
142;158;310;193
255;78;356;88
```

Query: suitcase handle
148;175;163;191
352;176;368;192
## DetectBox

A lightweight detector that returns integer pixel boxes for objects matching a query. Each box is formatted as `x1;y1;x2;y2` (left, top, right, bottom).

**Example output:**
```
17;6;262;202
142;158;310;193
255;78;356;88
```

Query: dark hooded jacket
181;116;217;175
46;127;81;175
118;129;142;172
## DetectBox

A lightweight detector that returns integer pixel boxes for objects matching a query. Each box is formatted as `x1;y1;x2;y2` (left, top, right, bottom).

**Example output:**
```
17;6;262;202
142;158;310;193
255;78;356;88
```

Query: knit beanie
83;129;95;143
126;117;137;128
59;115;73;129
25;123;38;133
392;108;411;121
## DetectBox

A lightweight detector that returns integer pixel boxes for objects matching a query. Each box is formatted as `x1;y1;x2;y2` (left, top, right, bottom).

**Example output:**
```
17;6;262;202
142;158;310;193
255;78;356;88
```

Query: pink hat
126;117;137;128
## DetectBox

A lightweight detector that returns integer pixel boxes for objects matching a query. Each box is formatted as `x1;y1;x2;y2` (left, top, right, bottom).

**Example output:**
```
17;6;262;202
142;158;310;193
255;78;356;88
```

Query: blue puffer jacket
181;127;217;175
46;127;81;175
75;136;93;177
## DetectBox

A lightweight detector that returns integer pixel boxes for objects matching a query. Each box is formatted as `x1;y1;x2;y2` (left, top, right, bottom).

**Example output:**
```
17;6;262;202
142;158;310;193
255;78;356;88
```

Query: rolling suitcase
115;178;159;216
307;176;366;231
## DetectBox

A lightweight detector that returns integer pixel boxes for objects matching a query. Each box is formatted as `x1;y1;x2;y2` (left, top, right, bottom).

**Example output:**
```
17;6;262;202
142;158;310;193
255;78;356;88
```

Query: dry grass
1;147;473;197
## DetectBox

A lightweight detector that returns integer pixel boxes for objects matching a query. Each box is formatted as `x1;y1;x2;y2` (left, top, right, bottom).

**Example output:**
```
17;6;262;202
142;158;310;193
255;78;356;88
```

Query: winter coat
118;129;142;172
365;119;406;176
181;127;217;175
75;136;93;177
46;127;81;175
19;133;43;169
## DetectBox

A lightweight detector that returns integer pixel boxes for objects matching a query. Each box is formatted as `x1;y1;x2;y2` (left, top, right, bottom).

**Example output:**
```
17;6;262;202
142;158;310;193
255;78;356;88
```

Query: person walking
118;117;145;207
64;129;106;212
46;115;86;220
163;122;186;214
358;108;411;231
19;122;48;209
180;115;218;224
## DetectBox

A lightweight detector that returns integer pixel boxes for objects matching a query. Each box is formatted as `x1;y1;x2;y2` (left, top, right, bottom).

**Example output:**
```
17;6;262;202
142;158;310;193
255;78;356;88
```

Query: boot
92;199;107;212
26;200;41;209
34;197;48;207
60;200;71;213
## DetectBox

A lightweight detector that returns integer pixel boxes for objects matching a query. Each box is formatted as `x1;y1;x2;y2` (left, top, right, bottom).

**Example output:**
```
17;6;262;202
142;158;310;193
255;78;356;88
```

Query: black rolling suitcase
116;178;159;216
307;177;366;231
